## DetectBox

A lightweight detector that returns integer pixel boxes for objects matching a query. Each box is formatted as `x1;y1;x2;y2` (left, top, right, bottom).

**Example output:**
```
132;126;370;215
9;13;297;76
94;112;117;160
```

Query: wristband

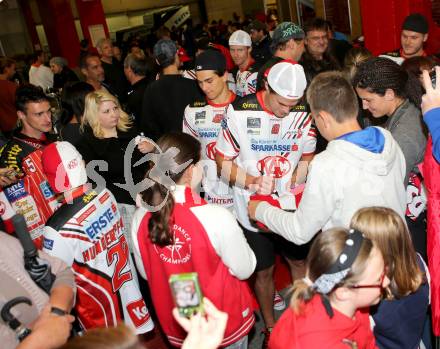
50;307;68;316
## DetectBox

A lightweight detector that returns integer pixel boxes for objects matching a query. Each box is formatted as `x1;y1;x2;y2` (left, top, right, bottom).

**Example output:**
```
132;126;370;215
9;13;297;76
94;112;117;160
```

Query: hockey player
183;50;235;209
41;141;154;333
215;61;316;346
0;84;58;248
229;30;261;97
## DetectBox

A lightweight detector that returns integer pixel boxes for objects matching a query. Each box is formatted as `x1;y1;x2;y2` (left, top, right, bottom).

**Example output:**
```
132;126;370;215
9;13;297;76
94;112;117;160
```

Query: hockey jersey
215;92;316;231
42;187;153;333
0;133;59;248
231;58;260;97
183;93;236;208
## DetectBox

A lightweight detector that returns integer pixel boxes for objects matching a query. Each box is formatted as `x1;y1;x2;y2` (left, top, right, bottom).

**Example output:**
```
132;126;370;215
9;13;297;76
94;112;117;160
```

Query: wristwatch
50;307;68;316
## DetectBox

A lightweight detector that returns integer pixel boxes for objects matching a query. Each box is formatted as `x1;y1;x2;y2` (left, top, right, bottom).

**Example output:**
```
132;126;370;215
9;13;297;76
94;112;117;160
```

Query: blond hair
290;228;374;313
343;47;373;82
82;90;131;138
350;207;424;298
59;324;142;349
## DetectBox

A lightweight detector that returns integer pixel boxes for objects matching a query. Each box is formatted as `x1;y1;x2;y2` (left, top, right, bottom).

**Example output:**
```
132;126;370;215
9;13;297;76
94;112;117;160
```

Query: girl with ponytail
131;132;256;349
270;228;390;349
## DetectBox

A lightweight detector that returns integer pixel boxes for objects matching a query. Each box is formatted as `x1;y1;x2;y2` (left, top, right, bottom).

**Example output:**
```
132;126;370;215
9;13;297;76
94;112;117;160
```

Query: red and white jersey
0;134;59;248
215;91;316;231
232;59;260;97
42;187;154;334
183;93;236;209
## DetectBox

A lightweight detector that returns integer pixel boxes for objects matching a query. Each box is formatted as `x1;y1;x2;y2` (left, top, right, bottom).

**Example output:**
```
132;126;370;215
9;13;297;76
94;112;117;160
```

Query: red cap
177;47;191;62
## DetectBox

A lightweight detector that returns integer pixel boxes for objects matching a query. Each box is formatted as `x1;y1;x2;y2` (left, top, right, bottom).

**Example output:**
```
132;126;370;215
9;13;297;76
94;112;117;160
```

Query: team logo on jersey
257;156;291;178
195;111;206;120
67;159;78;170
212;113;224;123
43;237;54;250
127;298;151;327
247;117;261;128
40;181;55;199
154;223;192;264
206;142;217;160
271;124;280;135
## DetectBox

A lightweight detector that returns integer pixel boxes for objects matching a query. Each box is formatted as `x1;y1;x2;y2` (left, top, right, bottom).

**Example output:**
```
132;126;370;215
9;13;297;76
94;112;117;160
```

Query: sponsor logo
99;191;110;204
257;156;291;178
193;101;205;107
67;159;78;170
4;181;26;201
242;102;258;109
251;143;292;152
83;191;97;204
84;207;115;240
40;181;55;199
43;237;54;250
212;113;224;123
154;223;192;264
199;131;218;138
206;142;217;160
195;111;206;120
271;124;280;135
247;117;261;128
127;299;150;327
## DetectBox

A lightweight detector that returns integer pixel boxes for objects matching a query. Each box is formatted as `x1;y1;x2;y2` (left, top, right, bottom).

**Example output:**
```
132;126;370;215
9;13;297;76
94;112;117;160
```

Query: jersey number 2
107;235;132;292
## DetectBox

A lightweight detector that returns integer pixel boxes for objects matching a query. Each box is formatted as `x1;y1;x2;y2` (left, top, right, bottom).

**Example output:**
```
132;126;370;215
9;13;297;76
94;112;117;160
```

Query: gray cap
272;22;305;46
49;56;68;67
153;39;177;67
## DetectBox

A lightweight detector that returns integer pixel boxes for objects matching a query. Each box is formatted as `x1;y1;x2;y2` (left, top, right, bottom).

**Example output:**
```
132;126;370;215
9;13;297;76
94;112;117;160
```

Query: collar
206;92;236;107
31;62;42;68
14;131;51;149
240;58;255;72
400;48;427;59
256;91;274;115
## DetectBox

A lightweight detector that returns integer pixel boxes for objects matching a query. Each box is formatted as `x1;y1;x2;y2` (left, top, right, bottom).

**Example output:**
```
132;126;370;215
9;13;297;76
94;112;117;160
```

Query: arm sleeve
182;106;199;137
396;134;424;185
38;249;76;291
255;160;335;245
214;105;240;159
192;205;256;279
303;123;317;155
42;227;75;266
130;207;148;280
424;107;440;163
245;72;257;95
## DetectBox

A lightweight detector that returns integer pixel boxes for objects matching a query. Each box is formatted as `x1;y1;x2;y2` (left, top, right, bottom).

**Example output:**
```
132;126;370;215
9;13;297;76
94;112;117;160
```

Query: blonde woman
77;90;150;251
350;207;429;349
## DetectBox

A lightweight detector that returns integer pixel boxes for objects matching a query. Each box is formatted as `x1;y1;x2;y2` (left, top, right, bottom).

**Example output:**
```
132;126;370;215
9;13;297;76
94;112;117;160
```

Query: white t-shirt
215;91;316;231
29;64;54;90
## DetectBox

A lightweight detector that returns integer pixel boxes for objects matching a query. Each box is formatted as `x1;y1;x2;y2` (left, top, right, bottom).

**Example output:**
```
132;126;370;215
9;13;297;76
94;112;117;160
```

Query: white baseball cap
267;61;307;100
42;141;88;193
229;30;252;47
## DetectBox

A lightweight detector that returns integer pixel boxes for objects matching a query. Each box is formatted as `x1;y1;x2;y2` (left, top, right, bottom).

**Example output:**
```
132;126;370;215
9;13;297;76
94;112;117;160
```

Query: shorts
241;224;311;272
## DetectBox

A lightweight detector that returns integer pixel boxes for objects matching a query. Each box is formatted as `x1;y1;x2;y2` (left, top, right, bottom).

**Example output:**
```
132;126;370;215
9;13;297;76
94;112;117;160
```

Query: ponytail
290;279;316;313
140;132;201;248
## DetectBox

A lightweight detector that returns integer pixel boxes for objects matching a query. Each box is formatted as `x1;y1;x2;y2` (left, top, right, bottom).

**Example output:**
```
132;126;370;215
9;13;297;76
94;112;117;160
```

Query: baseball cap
272;22;305;46
153;39;177;66
42;141;88;193
195;49;226;72
267;61;307;99
177;47;191;62
247;19;266;32
229;30;252;47
402;13;429;34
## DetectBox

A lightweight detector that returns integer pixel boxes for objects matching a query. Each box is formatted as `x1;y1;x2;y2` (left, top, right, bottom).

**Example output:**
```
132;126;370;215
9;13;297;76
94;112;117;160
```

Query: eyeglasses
349;270;386;289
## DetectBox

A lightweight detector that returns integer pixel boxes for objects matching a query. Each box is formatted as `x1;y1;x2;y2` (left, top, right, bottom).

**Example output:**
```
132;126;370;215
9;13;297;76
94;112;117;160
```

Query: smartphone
169;272;204;318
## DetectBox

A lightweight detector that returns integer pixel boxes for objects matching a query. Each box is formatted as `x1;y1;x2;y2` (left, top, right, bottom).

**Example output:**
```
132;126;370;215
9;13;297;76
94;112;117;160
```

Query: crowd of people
0;9;439;349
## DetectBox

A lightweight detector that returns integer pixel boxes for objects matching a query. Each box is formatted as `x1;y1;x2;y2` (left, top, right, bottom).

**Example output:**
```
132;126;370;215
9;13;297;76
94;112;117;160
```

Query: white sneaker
273;291;286;311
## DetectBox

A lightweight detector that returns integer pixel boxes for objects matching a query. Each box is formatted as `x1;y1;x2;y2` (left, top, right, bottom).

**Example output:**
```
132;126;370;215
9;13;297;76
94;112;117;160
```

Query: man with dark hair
96;38;129;102
123;54;153;126
300;18;340;85
256;22;305;91
183;49;236;209
79;54;106;91
29;51;53;90
0;84;59;247
141;39;202;140
247;19;272;66
381;13;431;64
0;57;18;133
249;71;406;249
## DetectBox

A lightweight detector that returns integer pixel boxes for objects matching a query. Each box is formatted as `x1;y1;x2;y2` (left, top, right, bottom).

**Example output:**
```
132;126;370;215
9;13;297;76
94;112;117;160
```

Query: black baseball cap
402;13;429;34
195;49;226;72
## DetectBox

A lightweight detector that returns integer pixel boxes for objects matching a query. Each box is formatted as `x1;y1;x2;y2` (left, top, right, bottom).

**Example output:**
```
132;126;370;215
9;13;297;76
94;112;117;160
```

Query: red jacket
269;295;377;349
136;188;255;347
423;137;440;335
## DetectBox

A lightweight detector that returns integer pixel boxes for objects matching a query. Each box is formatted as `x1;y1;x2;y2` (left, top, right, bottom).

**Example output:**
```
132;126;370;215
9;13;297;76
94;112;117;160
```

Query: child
270;228;389;349
350;207;429;349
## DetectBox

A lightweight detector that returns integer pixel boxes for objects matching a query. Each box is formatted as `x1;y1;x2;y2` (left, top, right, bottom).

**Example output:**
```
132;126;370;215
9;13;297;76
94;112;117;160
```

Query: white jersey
215;92;316;231
42;187;154;334
232;60;260;97
183;94;236;208
182;69;236;93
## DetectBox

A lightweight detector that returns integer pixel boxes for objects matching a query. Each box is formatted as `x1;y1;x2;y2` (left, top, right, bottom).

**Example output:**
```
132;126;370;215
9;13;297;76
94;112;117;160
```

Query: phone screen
169;273;204;317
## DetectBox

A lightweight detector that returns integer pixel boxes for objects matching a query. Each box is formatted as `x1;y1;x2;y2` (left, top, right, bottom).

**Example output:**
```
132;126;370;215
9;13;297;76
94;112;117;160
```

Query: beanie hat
229;30;252;47
195;49;226;72
402;13;429;34
272;22;305;46
42;141;88;193
267;61;307;99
